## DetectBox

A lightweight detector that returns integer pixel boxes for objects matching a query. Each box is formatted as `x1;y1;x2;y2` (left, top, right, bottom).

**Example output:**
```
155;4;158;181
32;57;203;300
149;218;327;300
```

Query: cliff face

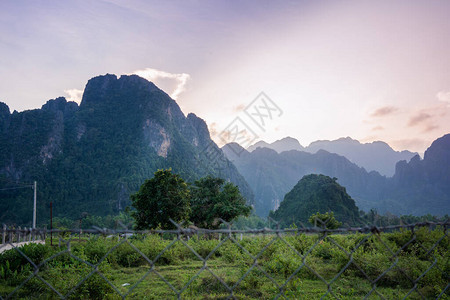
423;134;450;190
0;97;77;179
390;134;450;215
0;74;253;225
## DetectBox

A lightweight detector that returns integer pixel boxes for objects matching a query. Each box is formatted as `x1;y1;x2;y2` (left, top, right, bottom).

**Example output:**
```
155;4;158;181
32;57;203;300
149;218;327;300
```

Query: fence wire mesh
0;220;448;299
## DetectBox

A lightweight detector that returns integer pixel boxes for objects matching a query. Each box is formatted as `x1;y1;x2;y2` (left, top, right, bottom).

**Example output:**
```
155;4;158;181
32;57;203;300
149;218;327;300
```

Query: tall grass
0;227;448;299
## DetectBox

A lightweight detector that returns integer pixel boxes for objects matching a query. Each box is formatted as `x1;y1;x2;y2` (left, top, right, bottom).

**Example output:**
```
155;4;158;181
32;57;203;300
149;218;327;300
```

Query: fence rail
1;224;46;245
0;220;448;299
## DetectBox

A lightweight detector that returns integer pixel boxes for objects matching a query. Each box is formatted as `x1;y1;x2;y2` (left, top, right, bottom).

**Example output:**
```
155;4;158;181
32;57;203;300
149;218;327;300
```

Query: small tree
308;211;342;229
131;169;190;229
190;176;251;229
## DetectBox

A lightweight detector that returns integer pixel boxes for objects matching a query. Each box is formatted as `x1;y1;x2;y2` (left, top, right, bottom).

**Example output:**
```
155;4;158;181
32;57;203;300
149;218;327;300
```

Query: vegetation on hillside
0;75;254;226
269;174;360;228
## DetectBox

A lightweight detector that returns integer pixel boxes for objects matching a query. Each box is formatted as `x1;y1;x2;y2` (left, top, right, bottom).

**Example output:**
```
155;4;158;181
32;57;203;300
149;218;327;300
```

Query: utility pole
33;181;37;229
50;202;53;246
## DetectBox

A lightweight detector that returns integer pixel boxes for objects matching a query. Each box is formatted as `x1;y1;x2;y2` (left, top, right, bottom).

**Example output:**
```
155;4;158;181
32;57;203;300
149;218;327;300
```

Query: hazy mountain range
247;137;417;177
223;134;450;217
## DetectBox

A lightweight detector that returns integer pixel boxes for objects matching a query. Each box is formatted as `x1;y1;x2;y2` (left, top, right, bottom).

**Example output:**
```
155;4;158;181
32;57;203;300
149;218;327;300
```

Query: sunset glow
0;0;449;153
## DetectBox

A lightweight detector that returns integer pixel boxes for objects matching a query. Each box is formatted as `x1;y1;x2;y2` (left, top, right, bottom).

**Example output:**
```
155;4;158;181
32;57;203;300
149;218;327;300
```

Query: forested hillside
0;74;253;225
269;174;361;227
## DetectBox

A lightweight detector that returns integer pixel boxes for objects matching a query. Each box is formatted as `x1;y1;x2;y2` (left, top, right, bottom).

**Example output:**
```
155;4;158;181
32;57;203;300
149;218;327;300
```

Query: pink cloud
423;124;439;132
437;91;450;105
233;104;246;113
370;106;398;117
408;112;431;127
371;125;384;131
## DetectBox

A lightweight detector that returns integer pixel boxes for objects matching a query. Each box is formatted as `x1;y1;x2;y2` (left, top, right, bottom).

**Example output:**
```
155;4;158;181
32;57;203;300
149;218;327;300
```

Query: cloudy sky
1;0;449;153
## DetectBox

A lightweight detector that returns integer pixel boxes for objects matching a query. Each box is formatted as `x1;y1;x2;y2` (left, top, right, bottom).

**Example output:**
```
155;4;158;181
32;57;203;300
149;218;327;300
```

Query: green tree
130;169;190;229
308;211;342;229
190;176;251;229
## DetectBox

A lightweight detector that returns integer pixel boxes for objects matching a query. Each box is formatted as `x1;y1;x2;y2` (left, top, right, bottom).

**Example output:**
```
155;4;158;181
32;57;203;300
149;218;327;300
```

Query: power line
0;185;34;191
0;178;34;187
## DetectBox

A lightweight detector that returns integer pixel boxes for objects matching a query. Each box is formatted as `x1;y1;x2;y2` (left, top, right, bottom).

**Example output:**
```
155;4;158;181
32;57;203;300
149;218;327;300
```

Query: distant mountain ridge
224;134;450;217
0;74;253;225
223;144;388;216
247;136;417;176
247;137;304;153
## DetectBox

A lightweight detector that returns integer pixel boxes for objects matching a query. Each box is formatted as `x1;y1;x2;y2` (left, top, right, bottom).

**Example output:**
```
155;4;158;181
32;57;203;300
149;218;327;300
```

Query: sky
0;0;449;154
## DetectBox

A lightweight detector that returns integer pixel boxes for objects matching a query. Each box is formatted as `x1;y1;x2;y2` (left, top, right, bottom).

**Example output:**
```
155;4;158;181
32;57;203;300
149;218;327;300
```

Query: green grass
0;227;448;299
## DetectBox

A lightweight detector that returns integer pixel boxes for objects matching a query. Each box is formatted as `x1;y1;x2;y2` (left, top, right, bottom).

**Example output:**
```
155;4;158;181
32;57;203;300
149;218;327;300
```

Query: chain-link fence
0;220;448;299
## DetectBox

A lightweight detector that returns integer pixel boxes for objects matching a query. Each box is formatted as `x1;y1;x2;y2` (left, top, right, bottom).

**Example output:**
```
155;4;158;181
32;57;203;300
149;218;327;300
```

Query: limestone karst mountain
0;74;253;225
226;134;450;217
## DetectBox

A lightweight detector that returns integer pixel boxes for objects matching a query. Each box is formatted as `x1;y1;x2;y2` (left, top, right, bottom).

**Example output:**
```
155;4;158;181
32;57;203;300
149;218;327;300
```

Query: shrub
84;237;114;264
217;240;244;264
265;247;303;278
0;243;52;270
187;236;221;259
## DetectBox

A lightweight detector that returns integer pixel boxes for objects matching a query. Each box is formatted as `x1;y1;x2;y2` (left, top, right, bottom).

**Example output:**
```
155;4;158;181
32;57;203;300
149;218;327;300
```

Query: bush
217;240;244;264
265;247;303;278
287;235;315;256
84;237;114;264
0;243;52;269
187;236;221;259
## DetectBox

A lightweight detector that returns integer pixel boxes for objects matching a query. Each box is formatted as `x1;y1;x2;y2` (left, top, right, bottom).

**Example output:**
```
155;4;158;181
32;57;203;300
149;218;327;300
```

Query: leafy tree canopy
308;211;342;229
130;172;251;230
190;176;251;229
131;169;190;229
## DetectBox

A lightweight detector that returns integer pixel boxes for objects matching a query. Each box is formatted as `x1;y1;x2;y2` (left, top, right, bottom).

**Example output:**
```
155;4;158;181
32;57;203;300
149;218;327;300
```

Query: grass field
0;226;448;299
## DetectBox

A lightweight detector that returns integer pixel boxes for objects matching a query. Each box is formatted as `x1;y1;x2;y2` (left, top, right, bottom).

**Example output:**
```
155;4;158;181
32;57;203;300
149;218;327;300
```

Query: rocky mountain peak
247;136;304;153
0;102;11;133
0;102;10;116
247;141;271;152
424;134;450;162
222;142;249;162
80;74;159;107
41;97;79;117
